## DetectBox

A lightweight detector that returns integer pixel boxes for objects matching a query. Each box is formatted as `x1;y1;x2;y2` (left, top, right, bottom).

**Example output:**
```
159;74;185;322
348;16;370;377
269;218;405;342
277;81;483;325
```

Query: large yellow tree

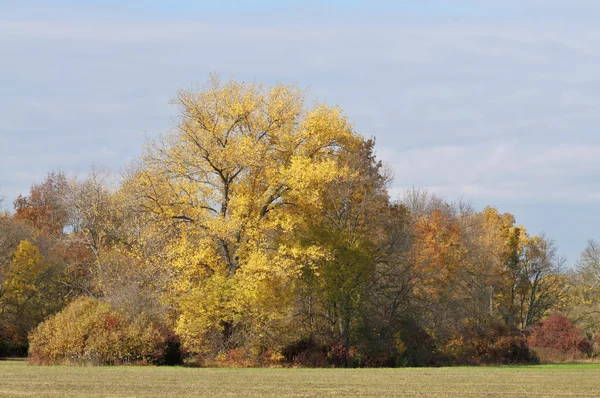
132;75;365;354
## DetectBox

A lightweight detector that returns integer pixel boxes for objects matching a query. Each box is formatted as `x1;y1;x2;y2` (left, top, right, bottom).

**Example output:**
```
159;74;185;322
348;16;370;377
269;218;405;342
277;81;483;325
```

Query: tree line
1;76;598;366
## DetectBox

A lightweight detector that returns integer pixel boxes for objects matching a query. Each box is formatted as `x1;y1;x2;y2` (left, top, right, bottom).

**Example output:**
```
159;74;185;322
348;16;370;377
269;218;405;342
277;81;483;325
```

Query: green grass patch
1;360;599;397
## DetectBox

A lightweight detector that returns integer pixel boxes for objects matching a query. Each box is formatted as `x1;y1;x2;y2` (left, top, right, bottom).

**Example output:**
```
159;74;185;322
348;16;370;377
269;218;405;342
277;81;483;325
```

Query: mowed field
1;360;599;397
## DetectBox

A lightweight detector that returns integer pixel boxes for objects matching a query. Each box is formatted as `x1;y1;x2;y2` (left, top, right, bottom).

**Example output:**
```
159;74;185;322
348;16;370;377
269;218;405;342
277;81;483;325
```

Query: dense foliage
0;76;595;366
29;297;179;365
528;313;592;356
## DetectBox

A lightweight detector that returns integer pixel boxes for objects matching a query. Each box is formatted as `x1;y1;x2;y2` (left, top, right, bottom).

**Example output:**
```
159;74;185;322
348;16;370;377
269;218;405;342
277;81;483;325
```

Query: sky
1;0;600;265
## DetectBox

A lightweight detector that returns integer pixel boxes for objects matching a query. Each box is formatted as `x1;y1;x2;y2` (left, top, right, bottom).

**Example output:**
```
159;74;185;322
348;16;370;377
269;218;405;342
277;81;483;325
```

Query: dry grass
1;359;600;397
532;347;600;364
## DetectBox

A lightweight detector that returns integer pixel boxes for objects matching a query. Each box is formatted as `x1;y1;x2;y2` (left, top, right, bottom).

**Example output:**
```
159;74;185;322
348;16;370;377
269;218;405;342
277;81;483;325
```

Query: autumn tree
513;234;566;329
131;75;364;355
13;171;69;235
293;139;394;353
399;191;565;362
410;206;469;341
402;188;447;219
338;197;415;366
565;240;600;334
0;214;32;269
61;167;122;296
0;240;65;352
453;206;564;331
57;166;168;322
454;207;506;326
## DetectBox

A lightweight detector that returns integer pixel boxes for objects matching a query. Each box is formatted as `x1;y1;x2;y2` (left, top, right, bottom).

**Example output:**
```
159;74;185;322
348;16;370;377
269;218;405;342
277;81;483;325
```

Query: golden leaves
129;76;367;353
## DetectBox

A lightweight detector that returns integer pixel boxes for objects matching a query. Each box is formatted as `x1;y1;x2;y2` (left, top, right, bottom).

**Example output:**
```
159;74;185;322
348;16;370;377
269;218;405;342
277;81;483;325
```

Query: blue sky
2;0;600;265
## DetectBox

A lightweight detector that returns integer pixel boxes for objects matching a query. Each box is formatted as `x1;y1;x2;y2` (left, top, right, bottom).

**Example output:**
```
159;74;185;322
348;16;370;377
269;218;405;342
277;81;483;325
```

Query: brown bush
532;347;591;363
442;322;538;365
282;338;328;367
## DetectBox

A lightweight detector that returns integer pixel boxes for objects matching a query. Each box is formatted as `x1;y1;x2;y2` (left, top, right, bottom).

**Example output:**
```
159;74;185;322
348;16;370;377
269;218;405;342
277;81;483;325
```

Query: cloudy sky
2;0;600;264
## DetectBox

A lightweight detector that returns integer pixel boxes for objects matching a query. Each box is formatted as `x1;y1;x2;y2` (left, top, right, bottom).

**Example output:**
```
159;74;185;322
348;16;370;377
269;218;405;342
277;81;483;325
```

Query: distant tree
514;235;566;329
0;214;32;268
460;207;519;327
402;188;447;219
13;171;69;235
579;240;600;273
565;240;600;333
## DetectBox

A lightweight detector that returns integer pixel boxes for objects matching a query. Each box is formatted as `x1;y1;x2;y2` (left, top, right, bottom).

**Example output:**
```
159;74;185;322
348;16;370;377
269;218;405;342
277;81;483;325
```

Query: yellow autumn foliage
129;75;365;354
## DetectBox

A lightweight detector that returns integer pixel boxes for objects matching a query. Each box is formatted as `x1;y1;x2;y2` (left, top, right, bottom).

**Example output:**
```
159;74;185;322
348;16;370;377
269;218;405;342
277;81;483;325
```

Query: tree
401;188;447;219
0;240;64;351
131;75;364;355
514;234;566;329
294;139;393;355
452;206;526;327
61;167;122;296
13;171;69;235
565;240;600;333
0;214;32;269
579;240;600;273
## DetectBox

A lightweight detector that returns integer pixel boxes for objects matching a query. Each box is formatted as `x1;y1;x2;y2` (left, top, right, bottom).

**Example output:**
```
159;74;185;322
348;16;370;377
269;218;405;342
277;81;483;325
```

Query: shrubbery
280;339;362;367
278;320;539;368
0;324;28;357
441;322;539;365
528;313;592;356
443;334;537;365
353;318;439;367
28;297;181;365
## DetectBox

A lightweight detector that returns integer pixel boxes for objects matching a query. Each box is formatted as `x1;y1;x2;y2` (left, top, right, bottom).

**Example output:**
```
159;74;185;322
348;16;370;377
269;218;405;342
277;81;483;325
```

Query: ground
0;359;599;397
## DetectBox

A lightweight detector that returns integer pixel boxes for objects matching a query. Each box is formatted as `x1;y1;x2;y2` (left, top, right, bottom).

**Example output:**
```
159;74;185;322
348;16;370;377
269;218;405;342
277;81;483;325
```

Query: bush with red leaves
528;313;592;355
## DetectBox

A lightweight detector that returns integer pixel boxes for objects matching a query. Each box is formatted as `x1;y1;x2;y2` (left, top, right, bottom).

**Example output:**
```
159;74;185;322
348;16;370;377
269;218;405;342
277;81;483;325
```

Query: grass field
1;359;599;397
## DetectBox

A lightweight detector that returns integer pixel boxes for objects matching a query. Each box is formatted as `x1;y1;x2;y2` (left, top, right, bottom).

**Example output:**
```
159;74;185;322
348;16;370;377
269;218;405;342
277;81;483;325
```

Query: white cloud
382;143;600;205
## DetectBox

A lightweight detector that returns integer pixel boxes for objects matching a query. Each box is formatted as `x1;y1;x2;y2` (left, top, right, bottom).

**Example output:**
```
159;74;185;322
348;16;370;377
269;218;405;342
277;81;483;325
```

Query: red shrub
528;313;592;355
327;344;359;367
